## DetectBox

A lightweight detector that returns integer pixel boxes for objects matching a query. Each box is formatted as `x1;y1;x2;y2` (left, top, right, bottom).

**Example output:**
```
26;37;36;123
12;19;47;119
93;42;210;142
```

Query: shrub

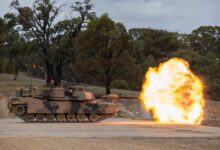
110;80;130;90
0;61;4;73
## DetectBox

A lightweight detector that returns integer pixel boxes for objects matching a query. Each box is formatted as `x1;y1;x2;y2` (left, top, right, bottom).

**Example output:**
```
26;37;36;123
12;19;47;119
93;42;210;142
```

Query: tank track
13;104;115;123
17;113;113;123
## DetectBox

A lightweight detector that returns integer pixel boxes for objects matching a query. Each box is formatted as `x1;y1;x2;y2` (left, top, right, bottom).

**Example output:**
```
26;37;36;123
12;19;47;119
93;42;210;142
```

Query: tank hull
19;97;117;114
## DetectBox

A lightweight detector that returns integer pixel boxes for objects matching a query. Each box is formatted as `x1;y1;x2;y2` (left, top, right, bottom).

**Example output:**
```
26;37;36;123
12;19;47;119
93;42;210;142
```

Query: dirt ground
1;137;220;150
1;73;220;150
0;118;220;150
1;118;220;138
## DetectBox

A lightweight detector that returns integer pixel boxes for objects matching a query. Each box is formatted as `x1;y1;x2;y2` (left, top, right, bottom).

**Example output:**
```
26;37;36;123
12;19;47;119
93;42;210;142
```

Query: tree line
0;0;219;101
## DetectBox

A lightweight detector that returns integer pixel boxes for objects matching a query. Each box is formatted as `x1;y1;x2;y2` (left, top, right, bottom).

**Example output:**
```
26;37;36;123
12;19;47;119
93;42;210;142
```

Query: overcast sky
0;0;219;33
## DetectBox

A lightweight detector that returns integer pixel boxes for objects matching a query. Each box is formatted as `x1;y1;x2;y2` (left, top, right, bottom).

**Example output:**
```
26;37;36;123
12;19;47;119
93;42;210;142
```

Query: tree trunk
105;80;111;94
46;61;54;86
54;64;62;86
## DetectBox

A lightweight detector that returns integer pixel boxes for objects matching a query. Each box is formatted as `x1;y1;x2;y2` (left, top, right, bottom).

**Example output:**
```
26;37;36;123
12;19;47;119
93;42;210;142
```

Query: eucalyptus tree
76;15;136;94
11;0;95;85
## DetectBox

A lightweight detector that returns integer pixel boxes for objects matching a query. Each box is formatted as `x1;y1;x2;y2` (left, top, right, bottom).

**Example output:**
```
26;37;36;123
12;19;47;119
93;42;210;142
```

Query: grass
0;73;44;96
0;73;139;97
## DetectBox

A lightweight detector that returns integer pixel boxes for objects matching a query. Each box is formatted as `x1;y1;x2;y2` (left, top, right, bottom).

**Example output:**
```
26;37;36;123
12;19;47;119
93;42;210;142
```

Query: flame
139;58;205;124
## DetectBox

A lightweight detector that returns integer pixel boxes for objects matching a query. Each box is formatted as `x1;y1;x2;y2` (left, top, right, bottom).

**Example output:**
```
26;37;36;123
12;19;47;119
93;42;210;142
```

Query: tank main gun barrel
96;95;139;100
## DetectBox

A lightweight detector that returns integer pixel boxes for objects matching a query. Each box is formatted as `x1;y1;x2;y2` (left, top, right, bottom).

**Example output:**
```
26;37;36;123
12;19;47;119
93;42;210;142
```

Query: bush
4;62;14;74
0;61;4;73
110;80;130;90
4;62;18;75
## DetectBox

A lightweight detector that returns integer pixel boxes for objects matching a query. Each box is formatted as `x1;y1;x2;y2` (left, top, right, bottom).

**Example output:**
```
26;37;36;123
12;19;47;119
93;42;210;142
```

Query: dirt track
0;118;220;150
0;118;220;138
1;137;220;150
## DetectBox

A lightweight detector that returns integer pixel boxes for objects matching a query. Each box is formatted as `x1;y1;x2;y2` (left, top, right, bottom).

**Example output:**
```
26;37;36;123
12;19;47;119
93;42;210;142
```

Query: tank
8;86;119;123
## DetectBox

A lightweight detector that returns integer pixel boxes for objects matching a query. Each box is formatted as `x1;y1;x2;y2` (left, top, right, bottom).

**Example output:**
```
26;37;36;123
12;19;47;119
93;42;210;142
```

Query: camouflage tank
8;87;119;123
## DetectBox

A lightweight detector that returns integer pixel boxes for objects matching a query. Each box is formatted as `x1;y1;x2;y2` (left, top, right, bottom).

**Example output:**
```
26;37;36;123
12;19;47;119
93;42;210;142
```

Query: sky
0;0;219;33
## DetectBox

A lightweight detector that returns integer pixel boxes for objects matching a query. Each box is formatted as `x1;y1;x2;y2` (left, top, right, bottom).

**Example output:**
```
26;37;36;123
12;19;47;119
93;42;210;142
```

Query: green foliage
2;61;17;75
129;28;184;62
0;61;4;73
142;55;157;69
0;17;7;51
119;51;143;90
4;62;13;74
111;80;130;90
190;26;220;57
208;80;220;101
76;15;136;94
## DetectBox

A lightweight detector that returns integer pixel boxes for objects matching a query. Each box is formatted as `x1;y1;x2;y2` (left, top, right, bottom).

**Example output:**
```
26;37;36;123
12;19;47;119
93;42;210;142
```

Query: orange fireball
139;58;205;124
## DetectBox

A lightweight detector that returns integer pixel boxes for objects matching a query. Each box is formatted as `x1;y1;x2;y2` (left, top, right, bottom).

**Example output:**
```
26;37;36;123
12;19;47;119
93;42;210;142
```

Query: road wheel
25;114;35;122
76;113;86;122
45;114;55;122
66;113;76;122
36;114;45;122
56;114;65;122
14;105;26;115
88;113;99;122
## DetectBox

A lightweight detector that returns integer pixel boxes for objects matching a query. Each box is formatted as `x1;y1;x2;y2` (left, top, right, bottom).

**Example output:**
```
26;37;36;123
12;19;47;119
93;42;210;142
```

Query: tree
51;0;95;85
0;13;27;77
186;26;220;102
76;15;135;94
190;26;220;57
11;0;94;86
0;17;7;73
0;16;8;58
129;28;184;63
